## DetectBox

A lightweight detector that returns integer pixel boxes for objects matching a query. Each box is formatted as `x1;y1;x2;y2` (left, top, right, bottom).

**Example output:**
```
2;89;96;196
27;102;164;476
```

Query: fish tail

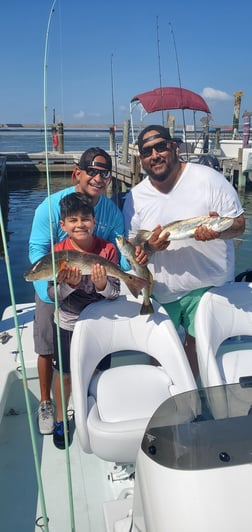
140;300;154;315
124;274;148;298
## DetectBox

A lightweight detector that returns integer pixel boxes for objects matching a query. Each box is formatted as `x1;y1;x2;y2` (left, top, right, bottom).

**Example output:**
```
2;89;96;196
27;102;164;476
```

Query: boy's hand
91;263;107;291
56;266;82;286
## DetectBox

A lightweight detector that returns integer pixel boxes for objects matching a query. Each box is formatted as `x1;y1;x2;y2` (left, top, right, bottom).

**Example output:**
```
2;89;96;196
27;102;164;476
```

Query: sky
0;0;252;130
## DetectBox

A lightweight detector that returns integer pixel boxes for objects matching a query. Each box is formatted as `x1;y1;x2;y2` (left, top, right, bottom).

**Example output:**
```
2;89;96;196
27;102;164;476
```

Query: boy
48;192;120;449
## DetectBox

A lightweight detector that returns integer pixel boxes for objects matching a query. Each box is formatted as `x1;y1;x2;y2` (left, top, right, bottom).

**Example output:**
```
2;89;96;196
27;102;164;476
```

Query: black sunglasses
86;167;111;179
141;140;169;158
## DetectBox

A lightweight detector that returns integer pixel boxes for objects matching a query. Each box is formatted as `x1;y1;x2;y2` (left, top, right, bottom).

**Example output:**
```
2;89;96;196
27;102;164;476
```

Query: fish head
24;255;55;281
115;236;126;249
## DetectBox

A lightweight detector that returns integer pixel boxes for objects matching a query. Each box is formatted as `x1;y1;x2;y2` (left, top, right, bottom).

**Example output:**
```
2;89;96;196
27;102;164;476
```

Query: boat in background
129;86;211;155
127;86;252;188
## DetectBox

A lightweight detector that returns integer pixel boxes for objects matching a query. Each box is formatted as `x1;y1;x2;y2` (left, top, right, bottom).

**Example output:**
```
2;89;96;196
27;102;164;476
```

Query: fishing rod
0;202;50;532
0;4;63;530
43;1;76;530
156;16;165;126
110;53;119;203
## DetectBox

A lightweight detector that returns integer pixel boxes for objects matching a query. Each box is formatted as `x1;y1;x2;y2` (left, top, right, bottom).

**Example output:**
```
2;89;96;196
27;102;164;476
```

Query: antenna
156;16;164;125
169;22;188;156
169;22;182;89
110;53;119;200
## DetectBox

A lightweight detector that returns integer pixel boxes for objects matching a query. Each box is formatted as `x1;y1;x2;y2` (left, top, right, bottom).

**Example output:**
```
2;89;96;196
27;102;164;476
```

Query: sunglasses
86;167;111;179
141;140;169;158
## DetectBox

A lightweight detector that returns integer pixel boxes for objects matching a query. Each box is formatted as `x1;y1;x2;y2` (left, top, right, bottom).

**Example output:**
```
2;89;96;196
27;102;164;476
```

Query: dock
1;152;79;178
0;149;141;188
1;116;252;194
0;147;250;194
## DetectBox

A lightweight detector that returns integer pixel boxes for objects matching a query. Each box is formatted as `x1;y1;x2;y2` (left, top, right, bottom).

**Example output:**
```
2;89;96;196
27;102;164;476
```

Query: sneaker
38;400;54;435
53;421;70;450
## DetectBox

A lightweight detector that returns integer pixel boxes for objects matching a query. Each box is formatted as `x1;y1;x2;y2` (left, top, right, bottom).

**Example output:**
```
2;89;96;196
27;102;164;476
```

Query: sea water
0;130;118;153
0;132;252;317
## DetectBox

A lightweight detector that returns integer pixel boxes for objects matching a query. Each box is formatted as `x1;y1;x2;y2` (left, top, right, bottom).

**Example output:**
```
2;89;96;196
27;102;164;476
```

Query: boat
129;86;212;156
128;87;252;187
1;277;252;532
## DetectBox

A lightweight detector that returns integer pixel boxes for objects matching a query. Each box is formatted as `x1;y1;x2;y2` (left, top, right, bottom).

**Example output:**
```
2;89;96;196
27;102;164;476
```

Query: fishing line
43;1;76;530
0;204;49;532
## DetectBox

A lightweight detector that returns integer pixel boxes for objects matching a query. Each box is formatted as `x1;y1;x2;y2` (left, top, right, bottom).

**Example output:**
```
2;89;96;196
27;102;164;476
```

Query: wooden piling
237;148;246;193
109;127;116;154
214;128;221;151
120;119;130;165
58;121;64;154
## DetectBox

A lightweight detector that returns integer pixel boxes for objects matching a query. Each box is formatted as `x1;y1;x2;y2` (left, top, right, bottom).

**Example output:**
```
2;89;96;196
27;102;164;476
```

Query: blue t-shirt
29;186;129;302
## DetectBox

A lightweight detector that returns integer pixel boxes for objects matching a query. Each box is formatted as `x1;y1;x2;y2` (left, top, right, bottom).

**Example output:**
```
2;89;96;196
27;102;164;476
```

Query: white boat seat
87;365;173;462
195;282;252;388
71;295;196;464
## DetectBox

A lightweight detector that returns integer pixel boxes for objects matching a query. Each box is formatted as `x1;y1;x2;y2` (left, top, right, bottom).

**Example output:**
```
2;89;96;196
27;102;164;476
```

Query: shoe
53;421;70;450
37;400;54;435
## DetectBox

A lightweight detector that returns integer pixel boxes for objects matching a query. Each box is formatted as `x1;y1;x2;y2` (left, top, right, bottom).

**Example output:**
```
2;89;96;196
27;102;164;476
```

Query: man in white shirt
123;125;245;376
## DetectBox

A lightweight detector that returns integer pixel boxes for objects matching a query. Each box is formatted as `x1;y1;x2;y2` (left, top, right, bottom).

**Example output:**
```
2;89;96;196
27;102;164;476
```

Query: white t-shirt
123;163;244;303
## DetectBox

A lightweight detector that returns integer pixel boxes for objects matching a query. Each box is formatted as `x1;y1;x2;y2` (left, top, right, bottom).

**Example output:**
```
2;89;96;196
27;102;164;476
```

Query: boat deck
0;302;136;532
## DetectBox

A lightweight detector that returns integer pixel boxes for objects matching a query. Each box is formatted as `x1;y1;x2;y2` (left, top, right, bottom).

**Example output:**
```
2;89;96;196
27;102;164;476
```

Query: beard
148;168;169;182
145;151;177;182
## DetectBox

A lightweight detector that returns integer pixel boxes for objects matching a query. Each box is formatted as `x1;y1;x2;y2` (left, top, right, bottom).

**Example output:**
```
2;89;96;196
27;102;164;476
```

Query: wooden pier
1;118;251;194
2;152;79;178
0;147;249;195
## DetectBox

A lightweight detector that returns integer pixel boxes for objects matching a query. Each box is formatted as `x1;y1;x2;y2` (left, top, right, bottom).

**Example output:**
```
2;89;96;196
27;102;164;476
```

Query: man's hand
134;245;149;265
147;225;171;252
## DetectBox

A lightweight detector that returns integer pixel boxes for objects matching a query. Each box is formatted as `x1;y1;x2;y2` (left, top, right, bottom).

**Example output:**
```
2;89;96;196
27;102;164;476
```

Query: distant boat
130;86;211;152
129;86;252;161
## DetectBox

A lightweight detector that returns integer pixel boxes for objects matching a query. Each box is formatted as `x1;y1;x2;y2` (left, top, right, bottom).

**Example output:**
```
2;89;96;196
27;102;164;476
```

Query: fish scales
134;215;233;244
116;236;154;315
24;250;149;301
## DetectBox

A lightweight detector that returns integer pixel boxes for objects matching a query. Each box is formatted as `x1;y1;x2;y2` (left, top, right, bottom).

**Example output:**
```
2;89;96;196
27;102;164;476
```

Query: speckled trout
116;236;154;315
24;250;148;300
134;215;233;245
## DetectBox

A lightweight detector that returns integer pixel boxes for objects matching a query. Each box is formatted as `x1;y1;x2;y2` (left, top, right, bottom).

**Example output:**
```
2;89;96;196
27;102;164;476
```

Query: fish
116;236;154;315
24;250;149;300
134;215;234;246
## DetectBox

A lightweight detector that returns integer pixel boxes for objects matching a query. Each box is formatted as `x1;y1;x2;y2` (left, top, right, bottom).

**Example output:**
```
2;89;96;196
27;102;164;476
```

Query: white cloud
201;88;233;102
73;110;85;119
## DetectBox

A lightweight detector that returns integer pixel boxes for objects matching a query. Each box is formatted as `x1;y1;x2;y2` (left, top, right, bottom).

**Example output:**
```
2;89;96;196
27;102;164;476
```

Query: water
0;132;252;318
0;130;123;153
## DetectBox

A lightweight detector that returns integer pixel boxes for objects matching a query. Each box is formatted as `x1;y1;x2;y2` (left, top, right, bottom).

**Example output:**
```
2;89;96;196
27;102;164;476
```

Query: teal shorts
161;287;212;337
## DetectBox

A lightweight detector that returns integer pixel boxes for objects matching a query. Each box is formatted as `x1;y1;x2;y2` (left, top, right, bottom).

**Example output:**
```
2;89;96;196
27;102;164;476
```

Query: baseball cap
138;125;172;154
78;147;112;171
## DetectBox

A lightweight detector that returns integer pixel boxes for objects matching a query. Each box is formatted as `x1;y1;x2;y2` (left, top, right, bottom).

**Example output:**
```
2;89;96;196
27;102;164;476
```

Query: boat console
133;382;252;532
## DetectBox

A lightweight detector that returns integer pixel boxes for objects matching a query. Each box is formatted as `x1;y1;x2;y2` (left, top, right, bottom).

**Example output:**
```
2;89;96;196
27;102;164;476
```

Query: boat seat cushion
89;365;172;423
218;349;252;384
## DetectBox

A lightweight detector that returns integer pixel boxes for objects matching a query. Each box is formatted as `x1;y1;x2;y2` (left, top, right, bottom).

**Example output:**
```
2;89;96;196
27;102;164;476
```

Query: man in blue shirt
29;147;128;435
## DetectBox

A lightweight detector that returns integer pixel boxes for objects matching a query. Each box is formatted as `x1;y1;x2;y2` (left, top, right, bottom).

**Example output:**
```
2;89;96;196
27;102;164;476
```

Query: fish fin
124;274;149;298
133;230;152;247
140;300;154;315
58;261;68;271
